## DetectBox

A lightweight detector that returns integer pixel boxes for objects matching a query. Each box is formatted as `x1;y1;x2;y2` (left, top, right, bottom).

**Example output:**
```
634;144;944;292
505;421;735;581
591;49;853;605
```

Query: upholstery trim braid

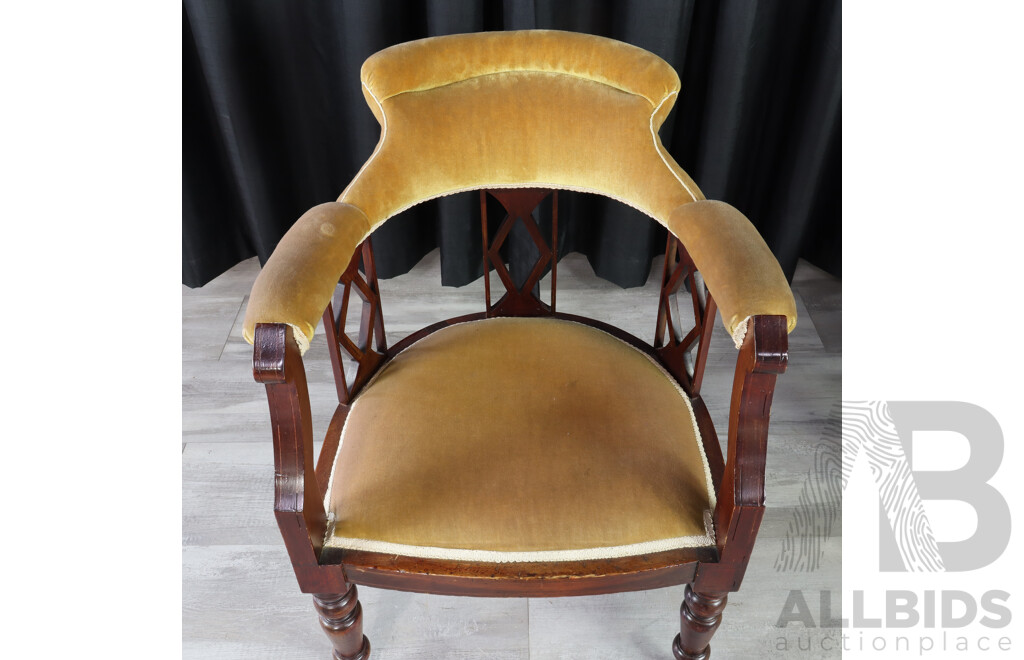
241;31;797;353
649;90;698;202
322;526;716;563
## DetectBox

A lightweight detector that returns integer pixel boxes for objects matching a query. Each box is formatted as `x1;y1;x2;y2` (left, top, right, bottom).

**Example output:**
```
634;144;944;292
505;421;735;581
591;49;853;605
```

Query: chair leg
312;586;371;660
672;585;728;660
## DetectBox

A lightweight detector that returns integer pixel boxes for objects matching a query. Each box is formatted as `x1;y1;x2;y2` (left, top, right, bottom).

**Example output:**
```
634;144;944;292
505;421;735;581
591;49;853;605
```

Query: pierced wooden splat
480;188;558;316
654;236;718;396
322;238;387;405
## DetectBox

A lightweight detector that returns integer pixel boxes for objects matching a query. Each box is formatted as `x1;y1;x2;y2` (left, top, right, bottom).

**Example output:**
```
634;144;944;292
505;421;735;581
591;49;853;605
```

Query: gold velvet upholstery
668;201;798;346
323;317;716;562
242;30;796;354
345;32;701;227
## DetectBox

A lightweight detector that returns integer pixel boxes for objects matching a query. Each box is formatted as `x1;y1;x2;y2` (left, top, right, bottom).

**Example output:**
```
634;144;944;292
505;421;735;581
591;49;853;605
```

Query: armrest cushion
242;202;371;353
667;200;797;347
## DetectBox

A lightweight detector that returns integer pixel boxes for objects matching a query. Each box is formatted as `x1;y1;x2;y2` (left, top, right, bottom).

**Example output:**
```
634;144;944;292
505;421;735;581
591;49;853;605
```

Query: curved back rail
318;189;723;403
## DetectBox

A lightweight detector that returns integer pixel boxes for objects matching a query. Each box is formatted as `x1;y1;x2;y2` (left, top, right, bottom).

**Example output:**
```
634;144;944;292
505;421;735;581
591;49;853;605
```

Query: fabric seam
650;91;697;203
367;68;661;106
339;82;388;203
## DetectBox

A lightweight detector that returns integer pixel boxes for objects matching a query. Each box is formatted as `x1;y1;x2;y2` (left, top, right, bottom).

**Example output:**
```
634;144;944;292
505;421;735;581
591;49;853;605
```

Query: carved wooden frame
322;238;387;406
252;189;789;659
654;236;718;396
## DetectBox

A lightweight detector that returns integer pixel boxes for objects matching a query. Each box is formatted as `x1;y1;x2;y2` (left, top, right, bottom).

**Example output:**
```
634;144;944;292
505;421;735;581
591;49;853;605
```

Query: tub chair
243;30;796;659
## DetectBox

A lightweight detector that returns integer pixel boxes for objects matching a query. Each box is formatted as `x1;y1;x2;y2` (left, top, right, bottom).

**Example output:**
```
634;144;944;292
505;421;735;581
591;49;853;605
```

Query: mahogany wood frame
654;236;718;395
252;189;789;659
321;239;387;406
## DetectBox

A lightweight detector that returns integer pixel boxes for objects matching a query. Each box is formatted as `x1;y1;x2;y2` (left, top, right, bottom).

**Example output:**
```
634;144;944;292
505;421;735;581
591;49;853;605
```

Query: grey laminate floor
183;250;841;659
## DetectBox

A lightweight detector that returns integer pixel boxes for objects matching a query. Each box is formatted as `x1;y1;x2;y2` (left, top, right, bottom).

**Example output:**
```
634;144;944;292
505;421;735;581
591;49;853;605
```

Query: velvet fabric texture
242;31;796;352
323;317;715;561
246;202;369;352
668;200;798;345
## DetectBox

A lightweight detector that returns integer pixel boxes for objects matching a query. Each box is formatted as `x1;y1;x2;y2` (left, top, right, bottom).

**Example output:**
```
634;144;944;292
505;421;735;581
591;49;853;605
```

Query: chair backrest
241;30;796;357
342;30;703;232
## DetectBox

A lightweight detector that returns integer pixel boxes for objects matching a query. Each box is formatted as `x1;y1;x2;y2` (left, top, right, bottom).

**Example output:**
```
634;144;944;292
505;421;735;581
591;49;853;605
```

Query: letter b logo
843;401;1010;572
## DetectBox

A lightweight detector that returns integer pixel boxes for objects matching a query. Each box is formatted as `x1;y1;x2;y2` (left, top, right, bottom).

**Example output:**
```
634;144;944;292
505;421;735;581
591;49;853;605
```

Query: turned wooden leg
672;585;728;660
312;586;371;660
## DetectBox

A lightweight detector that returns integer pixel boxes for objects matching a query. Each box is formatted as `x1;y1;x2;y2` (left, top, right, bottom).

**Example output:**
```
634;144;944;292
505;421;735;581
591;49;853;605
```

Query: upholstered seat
323;317;716;562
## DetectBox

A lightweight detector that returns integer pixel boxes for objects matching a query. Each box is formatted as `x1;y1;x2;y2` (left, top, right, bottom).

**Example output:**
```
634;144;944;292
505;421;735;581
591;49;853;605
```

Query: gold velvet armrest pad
242;202;371;353
668;200;797;346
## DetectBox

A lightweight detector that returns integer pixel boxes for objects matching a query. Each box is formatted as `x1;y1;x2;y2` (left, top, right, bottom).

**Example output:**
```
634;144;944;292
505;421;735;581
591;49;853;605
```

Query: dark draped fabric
183;0;840;289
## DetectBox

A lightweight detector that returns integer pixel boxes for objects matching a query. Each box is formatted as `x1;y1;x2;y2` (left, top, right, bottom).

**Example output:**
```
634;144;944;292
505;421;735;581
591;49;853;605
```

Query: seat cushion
323;317;716;562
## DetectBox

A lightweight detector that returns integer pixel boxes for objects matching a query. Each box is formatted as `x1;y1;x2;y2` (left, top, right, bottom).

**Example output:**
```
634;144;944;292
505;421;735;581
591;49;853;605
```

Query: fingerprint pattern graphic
842;401;944;572
774;404;842;572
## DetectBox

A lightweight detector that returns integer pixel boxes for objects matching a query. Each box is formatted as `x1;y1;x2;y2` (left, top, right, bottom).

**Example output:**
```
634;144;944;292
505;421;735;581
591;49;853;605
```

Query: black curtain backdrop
183;0;840;289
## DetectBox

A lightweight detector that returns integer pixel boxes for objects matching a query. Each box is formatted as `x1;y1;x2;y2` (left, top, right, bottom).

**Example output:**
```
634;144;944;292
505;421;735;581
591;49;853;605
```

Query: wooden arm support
254;323;348;594
697;315;788;592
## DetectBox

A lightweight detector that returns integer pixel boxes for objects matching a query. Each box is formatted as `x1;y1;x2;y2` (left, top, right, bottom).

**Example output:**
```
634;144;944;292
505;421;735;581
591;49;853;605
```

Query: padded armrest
241;198;797;354
667;200;797;347
242;202;371;353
